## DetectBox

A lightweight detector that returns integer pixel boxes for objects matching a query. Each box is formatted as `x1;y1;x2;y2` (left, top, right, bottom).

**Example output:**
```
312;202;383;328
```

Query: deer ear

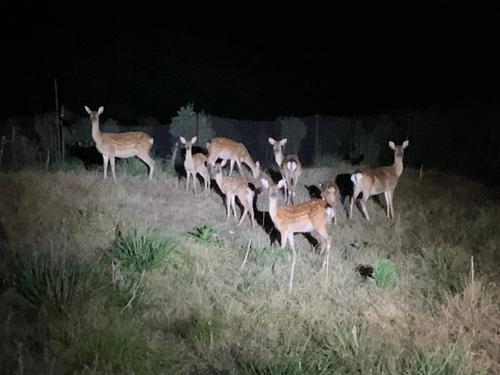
389;141;395;150
261;178;269;188
192;136;197;144
180;137;186;144
84;106;91;114
402;140;409;148
268;137;275;145
278;179;287;189
221;159;227;167
98;107;104;115
280;138;288;145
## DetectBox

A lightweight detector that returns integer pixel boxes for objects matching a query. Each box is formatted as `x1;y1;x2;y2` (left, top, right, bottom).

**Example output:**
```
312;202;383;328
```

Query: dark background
2;1;499;123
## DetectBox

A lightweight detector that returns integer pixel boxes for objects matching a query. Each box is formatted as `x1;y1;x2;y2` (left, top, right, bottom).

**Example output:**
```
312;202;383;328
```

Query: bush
6;253;95;315
105;229;176;273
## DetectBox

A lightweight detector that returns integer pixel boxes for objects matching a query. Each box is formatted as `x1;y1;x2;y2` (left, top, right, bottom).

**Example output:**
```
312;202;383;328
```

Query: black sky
2;1;500;123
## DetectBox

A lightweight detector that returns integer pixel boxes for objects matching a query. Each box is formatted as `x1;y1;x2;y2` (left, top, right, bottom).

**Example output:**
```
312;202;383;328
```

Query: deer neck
274;150;283;167
91;118;102;145
268;196;278;223
393;156;404;177
215;170;224;188
185;147;193;164
244;156;260;178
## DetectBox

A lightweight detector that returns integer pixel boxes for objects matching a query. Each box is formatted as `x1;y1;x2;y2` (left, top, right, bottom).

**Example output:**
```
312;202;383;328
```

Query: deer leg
102;155;109;179
139;154;155;180
287;233;296;292
110;155;116;181
225;193;232;221
360;199;370;221
229;160;235;175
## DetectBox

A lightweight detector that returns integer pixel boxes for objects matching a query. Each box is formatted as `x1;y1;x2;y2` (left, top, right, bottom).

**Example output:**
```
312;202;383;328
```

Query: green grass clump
105;229;176;273
185;313;226;347
373;259;397;288
67;327;158;374
6;253;95;315
188;225;217;244
115;157;152;177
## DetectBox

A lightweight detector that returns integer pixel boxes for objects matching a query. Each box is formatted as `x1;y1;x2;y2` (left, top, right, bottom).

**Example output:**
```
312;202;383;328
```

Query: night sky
2;1;500;123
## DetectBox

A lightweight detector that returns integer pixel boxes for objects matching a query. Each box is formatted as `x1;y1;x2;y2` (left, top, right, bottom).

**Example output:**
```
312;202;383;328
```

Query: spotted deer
320;180;339;224
268;137;302;205
207;137;261;178
84;106;154;181
261;178;334;292
180;136;210;194
350;140;409;220
213;160;255;227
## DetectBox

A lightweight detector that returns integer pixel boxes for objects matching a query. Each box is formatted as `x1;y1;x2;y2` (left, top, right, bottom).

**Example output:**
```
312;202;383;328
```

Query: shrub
6;253;95;315
105;229;176;273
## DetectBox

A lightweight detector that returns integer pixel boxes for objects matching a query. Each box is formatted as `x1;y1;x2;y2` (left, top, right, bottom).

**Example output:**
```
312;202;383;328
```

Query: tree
277;116;307;154
169;103;215;149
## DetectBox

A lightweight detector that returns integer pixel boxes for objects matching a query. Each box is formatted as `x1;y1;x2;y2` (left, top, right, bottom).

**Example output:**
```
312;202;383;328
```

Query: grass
1;163;499;374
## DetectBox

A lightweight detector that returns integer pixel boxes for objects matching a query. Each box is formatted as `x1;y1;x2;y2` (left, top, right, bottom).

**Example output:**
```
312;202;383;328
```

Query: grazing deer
350;140;409;220
261;178;334;292
84;106;155;181
207;137;261;178
320;180;339;224
213;160;255;227
268;138;302;205
180;136;210;195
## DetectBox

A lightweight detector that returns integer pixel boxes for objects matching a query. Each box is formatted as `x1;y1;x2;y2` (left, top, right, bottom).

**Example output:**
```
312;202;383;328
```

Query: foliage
169;103;215;150
67;327;158;374
114;157;152;177
185;313;226;347
312;154;343;167
104;229;176;273
373;259;397;288
6;253;96;315
188;225;217;244
277;116;307;154
101;118;120;133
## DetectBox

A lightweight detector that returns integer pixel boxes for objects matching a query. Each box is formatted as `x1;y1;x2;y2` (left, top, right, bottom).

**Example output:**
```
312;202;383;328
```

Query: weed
6;253;96;315
373;259;397;288
105;229;176;273
188;225;216;244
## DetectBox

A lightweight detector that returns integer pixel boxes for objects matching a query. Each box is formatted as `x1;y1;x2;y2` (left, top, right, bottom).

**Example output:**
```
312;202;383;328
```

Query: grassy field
1;158;500;375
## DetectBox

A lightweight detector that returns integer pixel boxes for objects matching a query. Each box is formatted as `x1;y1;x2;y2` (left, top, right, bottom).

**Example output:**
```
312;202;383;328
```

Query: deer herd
85;106;409;291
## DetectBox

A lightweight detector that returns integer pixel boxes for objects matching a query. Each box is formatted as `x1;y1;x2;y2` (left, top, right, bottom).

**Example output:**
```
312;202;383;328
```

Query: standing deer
261;178;334;292
320;180;339;224
207;137;261;178
268;138;302;205
350;140;409;220
213;160;255;227
180;136;210;195
84;106;155;181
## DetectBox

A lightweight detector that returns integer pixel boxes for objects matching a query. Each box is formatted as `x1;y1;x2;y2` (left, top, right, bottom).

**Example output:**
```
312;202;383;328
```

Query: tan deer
261;178;334;292
213;160;255;227
180;136;210;195
350;140;409;220
268;138;302;205
207;137;261;178
84;106;155;181
320;180;339;224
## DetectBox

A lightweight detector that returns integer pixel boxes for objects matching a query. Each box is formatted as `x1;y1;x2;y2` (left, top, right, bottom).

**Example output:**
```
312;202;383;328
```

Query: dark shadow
66;142;102;169
266;168;283;184
335;173;354;217
0;215;8;260
304;184;322;200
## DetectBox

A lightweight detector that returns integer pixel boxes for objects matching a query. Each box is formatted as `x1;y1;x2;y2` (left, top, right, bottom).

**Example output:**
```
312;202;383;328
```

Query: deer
350;140;409;220
320;180;339;225
261;178;334;292
268;138;302;205
84;106;155;181
179;136;210;195
206;137;261;179
213;159;255;227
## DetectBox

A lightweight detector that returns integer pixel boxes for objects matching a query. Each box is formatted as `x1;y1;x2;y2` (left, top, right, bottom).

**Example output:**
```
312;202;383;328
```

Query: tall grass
1;165;499;374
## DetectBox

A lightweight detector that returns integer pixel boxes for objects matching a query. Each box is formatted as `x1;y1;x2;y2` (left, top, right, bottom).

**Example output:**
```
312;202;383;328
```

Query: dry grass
1;162;500;374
